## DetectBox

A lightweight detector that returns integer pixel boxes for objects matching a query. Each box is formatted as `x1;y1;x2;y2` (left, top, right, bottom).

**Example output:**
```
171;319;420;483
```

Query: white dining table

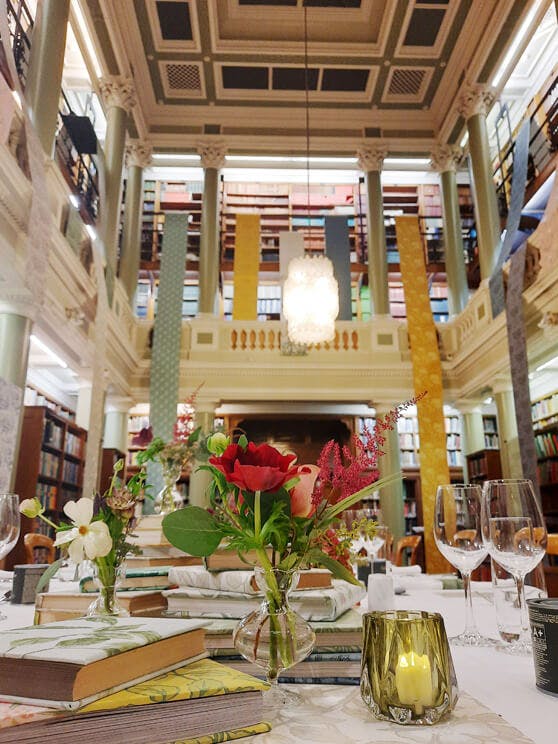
0;579;555;744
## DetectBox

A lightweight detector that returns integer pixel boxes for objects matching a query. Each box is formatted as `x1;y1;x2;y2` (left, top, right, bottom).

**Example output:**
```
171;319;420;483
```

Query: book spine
279;676;360;685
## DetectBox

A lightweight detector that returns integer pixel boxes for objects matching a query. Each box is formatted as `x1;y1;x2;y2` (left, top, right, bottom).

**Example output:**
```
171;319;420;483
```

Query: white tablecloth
0;580;555;743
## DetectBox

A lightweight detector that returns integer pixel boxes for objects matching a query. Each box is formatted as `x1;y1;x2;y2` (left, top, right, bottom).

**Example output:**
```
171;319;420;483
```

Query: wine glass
0;494;21;619
434;484;491;646
481;479;547;654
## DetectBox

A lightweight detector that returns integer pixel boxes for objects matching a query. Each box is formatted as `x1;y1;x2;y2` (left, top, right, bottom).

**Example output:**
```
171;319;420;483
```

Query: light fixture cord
303;3;311;248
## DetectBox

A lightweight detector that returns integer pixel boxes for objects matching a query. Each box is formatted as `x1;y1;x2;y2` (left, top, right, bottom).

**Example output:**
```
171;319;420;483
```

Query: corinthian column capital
357;146;388;172
457;82;496;120
429;144;463;173
125;139;152;169
197;142;227;169
99;76;137;113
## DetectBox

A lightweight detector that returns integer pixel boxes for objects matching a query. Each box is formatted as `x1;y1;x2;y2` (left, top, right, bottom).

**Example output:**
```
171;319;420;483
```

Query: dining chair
394;535;422;566
24;533;56;565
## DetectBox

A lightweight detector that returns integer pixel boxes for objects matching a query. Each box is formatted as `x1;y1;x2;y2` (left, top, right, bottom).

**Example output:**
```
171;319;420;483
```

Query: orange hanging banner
395;215;451;573
233;214;260;320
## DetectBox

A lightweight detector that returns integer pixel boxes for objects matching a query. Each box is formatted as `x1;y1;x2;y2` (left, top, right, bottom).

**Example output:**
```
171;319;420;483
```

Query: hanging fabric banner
489;119;530;317
505;242;540;498
396;216;451;573
233;214;260;320
147;212;189;506
325;216;352;321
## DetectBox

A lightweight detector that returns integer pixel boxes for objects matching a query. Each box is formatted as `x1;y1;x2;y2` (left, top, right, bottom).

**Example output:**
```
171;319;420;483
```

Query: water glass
0;493;21;620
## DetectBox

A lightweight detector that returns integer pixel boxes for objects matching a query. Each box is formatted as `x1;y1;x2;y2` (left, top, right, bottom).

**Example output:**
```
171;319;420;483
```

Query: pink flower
290;465;320;518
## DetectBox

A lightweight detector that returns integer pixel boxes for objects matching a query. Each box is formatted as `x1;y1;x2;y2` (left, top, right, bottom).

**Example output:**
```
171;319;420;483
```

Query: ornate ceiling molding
197;142;227;170
125;139;153;169
429;144;463;173
356;146;388;172
99;76;137;113
457;82;496;120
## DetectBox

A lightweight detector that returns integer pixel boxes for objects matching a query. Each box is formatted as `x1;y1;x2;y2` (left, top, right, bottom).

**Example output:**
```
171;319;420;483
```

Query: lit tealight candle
395;651;434;716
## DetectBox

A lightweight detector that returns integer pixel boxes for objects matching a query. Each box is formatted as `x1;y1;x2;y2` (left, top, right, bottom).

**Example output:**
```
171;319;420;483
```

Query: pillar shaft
375;407;405;543
0;312;32;490
102;105;127;277
461;410;485;456
440;169;468;315
103;410;129;454
0;313;32;387
198;167;221;315
24;0;70;156
119;164;144;302
365;170;390;315
467;112;501;279
188;404;217;507
494;389;522;479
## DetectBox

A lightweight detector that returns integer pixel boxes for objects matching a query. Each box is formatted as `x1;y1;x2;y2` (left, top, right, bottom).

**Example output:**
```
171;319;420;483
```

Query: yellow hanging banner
395;216;451;573
233;214;260;320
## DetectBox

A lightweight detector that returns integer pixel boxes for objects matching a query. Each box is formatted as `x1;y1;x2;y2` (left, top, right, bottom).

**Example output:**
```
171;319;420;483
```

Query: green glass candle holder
361;610;458;725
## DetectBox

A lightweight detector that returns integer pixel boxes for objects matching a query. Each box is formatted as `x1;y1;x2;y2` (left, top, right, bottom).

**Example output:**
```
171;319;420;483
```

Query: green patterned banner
147;213;188;507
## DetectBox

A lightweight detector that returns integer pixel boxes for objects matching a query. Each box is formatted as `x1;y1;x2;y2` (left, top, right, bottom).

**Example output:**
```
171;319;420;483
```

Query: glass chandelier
283;255;339;345
282;5;339;346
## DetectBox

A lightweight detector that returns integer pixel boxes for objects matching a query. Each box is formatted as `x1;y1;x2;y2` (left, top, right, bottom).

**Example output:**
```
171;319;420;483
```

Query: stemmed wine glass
481;479;547;654
0;494;21;620
434;484;492;646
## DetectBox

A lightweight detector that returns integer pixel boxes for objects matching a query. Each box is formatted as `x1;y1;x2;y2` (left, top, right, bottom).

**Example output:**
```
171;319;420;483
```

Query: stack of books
164;564;365;685
0;617;270;743
164;565;365;622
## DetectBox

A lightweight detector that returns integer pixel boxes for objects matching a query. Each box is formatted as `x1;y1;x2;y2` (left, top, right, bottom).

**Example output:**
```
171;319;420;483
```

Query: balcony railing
3;0;33;86
494;74;558;214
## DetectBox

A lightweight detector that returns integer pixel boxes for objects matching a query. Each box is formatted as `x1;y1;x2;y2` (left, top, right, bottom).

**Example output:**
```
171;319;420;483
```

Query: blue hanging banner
489;119;530;317
325;215;352;321
505;242;540;499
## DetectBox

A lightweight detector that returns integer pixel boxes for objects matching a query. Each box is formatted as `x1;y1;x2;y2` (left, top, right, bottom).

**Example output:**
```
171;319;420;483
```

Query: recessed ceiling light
483;396;493;405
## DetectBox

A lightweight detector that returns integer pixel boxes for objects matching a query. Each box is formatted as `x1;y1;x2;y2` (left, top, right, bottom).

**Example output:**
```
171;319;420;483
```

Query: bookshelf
532;390;558;531
9;406;87;568
466;449;503;485
482;414;499;449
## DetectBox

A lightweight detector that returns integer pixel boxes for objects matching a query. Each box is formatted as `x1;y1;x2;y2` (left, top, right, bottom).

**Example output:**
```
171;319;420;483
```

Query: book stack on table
164;565;366;685
0;617;270;743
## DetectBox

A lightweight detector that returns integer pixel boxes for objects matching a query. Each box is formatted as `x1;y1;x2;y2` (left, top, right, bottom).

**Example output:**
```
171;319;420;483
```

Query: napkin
391;565;422;576
393;576;444;593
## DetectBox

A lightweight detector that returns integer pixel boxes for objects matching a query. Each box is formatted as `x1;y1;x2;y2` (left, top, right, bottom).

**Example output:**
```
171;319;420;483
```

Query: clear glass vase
154;463;183;516
86;562;129;617
233;567;315;712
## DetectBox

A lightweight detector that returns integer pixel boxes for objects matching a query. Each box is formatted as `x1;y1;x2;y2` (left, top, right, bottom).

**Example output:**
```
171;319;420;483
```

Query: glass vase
86;562;129;618
154;463;183;516
233;567;315;712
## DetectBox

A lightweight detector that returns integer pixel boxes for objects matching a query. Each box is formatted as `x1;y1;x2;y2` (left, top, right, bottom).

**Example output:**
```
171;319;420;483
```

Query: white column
374;403;405;543
493;382;522;479
188;399;219;507
103;396;133;454
75;381;93;430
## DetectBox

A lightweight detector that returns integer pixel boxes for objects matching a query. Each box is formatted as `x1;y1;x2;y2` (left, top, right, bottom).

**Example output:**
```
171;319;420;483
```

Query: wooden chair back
24;533;56;564
394;535;422;566
547;534;558;556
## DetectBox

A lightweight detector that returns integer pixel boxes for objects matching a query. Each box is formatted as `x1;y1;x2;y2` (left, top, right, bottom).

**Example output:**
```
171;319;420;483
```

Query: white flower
19;497;44;518
54;498;112;564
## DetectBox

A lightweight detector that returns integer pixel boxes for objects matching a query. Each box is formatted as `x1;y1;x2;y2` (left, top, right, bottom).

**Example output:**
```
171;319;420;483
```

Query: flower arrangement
20;460;146;615
162;399;417;584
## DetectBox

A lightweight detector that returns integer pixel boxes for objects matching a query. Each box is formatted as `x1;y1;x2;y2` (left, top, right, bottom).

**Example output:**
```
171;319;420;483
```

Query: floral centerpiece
162;400;416;694
20;460;146;616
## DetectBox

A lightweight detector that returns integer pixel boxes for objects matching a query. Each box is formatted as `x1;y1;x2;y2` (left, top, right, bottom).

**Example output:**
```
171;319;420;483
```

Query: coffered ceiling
84;0;544;154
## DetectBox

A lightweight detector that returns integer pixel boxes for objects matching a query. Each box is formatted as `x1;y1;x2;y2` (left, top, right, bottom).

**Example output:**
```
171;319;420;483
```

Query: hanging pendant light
282;4;339;346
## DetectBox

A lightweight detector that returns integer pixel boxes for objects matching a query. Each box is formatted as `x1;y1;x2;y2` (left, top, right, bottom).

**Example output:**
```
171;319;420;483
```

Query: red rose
209;442;298;493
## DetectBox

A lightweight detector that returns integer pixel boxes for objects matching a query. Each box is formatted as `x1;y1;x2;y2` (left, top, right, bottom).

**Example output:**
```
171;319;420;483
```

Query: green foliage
162;507;223;557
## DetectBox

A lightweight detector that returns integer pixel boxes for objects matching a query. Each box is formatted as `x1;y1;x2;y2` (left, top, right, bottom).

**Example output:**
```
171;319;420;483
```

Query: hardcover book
79;567;174;593
34;591;167;623
168;565;332;593
0;617;206;708
163;579;364;622
0;659;271;743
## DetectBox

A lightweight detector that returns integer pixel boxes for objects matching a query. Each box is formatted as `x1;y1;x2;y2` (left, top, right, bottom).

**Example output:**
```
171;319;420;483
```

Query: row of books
532;393;558;422
35;483;57;511
61;460;80;485
39;450;59;478
538;459;558;485
42;419;63;448
535;431;558;458
446;433;461;449
484;433;499;448
64;432;82;458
